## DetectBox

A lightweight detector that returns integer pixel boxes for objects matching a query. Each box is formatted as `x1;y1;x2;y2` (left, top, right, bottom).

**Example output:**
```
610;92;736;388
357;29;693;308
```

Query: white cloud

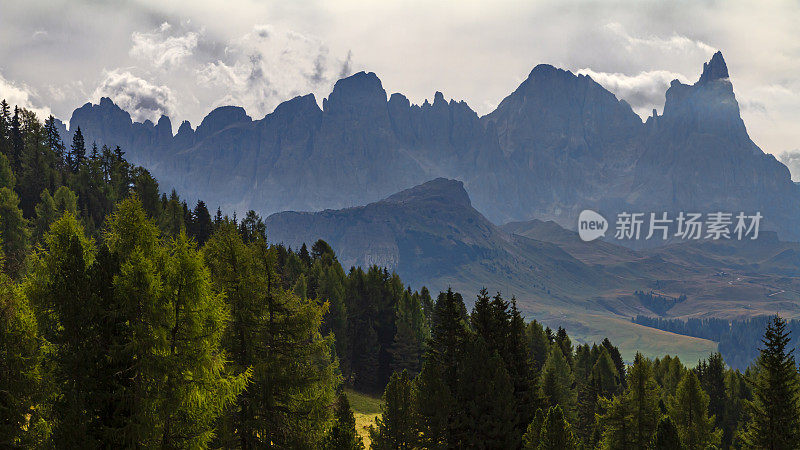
604;22;716;55
778;150;800;182
0;72;52;119
130;23;200;69
91;69;175;122
194;24;353;118
577;68;690;117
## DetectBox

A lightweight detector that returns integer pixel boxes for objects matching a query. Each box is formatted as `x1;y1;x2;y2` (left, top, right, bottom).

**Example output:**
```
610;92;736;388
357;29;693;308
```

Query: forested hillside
2;100;800;449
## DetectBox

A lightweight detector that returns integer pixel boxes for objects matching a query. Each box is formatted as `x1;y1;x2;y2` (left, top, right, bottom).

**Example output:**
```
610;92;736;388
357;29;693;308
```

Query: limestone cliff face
66;52;800;242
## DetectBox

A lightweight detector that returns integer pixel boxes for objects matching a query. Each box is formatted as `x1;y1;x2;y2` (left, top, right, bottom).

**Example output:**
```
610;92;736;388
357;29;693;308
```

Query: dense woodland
633;315;800;371
2;101;800;449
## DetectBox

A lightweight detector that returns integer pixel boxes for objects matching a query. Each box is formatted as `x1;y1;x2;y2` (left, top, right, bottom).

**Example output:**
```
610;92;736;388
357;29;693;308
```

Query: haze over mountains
265;176;799;360
59;51;800;242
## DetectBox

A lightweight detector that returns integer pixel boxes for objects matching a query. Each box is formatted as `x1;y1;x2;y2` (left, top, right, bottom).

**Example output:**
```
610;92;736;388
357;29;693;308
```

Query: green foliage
323;392;365;450
652;416;682;449
598;353;661;449
27;200;247;447
540;344;577;420
0;187;28;274
370;370;415;449
742;315;800;449
538;405;580;449
204;223;338;448
0;153;15;189
668;370;721;449
0;269;48;446
413;361;452;449
451;337;516;448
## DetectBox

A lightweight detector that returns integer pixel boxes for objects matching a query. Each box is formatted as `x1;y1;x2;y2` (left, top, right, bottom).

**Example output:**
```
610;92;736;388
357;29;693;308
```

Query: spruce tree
323;392;365;450
190;200;213;244
33;189;57;243
539;344;577;420
669;371;721;449
451;337;516;448
370;370;415;449
742;315;800;448
523;408;545;449
697;352;726;432
626;353;661;447
204;223;338;448
0;187;28;275
652;416;682;450
0;262;48;447
598;353;660;449
428;288;468;390
0;154;15;190
69;126;85;173
413;361;453;449
537;406;579;450
0;100;10;157
10;107;23;174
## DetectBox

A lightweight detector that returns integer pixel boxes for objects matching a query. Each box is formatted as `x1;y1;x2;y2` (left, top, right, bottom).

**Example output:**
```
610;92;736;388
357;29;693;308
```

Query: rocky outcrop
64;52;800;242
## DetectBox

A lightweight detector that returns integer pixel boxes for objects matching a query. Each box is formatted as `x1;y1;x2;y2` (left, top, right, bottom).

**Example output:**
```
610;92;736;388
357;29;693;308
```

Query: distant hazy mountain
264;177;799;359
63;51;800;242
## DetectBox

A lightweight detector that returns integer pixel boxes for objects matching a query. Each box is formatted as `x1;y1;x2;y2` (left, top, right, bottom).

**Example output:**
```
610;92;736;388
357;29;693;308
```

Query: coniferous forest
2;101;800;450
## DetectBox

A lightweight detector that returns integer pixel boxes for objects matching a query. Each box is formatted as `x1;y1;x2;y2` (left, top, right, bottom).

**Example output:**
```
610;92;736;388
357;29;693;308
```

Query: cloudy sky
1;0;799;178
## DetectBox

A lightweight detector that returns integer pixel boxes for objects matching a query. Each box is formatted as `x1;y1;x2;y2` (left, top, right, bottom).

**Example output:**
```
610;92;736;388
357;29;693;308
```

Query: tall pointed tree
69;126;85;173
323;392;364;450
370;370;415;450
669;371;721;449
742;315;800;448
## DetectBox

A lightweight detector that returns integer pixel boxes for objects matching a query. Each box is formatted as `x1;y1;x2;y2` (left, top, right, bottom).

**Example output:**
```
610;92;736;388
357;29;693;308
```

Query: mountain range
58;51;800;243
265;177;799;360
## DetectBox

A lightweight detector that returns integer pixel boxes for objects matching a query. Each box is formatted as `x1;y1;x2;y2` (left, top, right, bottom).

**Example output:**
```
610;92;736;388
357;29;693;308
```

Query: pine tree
506;298;541;442
190;200;212;244
428;288;468;390
33;189;57;242
204;223;338;448
0;100;10;158
540;344;577;420
526;319;551;371
323;392;365;450
413;361;453;449
742;316;800;448
53;185;78;216
10;107;23;174
450;338;516;448
370;370;416;449
669;370;721;449
69;126;85;173
601;338;626;387
537;406;579;450
523;408;545;449
0;187;28;274
652;416;682;450
0;262;48;447
299;242;311;266
697;352;726;431
598;353;661;449
0;153;15;190
626;353;661;447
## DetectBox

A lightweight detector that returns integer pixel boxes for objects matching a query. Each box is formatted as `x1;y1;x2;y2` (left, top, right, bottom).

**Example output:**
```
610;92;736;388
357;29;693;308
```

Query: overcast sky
1;0;799;178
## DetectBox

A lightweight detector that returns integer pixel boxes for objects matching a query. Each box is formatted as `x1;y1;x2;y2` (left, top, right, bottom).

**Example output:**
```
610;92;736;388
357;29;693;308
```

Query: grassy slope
345;388;381;448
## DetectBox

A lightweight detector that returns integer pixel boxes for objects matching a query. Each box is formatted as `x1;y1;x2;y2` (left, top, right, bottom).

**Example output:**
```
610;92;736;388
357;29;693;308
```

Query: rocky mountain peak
323;71;387;113
697;51;729;84
195;106;250;140
383;178;471;208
